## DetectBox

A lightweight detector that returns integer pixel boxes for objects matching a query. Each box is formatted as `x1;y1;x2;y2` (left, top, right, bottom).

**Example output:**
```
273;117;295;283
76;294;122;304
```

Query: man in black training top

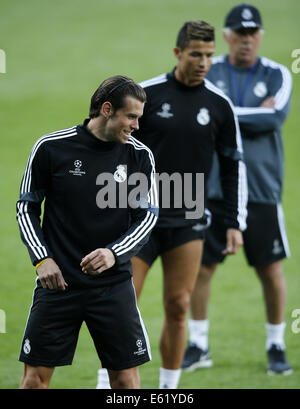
128;21;247;389
17;75;158;389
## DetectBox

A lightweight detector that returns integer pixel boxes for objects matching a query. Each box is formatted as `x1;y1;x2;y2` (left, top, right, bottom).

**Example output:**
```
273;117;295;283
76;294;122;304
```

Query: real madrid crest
241;8;253;20
114;165;127;183
253;81;267;98
197;108;210;126
23;338;31;355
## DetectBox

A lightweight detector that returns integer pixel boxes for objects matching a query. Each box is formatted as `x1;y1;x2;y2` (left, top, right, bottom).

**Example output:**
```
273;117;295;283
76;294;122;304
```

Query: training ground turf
0;0;299;389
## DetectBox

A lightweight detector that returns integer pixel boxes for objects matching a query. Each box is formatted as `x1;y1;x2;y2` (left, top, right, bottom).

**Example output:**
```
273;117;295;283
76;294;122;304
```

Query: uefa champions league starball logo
69;160;86;176
136;339;143;348
157;103;174;118
74;160;82;168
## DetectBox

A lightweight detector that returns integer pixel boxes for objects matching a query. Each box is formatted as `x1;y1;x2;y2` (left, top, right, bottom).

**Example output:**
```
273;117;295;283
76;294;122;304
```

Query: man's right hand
36;258;68;291
222;228;243;255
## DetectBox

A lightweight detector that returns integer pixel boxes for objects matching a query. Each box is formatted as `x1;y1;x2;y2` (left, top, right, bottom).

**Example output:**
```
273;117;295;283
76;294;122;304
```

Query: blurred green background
0;0;299;389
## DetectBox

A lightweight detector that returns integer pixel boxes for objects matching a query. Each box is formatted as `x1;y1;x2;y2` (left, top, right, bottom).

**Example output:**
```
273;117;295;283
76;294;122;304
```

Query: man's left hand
80;248;115;275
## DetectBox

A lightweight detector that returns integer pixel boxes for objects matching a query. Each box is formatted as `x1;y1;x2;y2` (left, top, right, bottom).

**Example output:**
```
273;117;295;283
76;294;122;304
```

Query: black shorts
202;200;290;267
137;223;206;267
19;279;151;370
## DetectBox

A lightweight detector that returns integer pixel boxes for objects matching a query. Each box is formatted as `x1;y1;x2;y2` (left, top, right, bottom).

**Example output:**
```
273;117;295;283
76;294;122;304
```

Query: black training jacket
17;120;158;288
135;70;248;230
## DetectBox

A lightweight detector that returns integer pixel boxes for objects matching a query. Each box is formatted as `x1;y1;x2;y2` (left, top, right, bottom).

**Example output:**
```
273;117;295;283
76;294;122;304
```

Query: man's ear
223;30;230;45
101;101;114;119
174;47;182;60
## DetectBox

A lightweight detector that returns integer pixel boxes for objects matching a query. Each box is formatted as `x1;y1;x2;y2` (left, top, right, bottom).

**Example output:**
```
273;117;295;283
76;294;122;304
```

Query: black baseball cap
224;4;263;30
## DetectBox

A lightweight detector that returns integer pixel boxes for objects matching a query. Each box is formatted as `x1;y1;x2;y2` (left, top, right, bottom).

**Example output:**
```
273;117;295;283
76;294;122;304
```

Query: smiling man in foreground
16;75;158;389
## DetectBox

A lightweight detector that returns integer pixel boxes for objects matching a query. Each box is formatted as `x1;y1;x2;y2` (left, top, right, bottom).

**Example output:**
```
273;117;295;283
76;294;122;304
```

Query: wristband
35;258;49;269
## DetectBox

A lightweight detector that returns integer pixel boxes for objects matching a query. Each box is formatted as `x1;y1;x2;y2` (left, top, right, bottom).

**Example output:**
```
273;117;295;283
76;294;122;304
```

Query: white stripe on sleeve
19;127;76;259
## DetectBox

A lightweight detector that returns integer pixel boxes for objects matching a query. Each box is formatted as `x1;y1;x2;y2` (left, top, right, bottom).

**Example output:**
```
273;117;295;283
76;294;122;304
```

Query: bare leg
108;367;140;389
190;263;218;320
20;364;54;389
160;240;203;369
255;261;286;324
132;256;151;300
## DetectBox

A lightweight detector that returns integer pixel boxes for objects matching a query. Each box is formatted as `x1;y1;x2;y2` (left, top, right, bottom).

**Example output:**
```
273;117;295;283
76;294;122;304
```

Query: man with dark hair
17;75;158;389
97;21;246;389
176;20;215;48
183;4;293;376
89;75;147;118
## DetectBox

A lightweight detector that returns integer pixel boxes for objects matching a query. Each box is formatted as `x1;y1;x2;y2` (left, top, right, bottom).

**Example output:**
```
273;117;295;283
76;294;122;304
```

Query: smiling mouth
123;131;131;139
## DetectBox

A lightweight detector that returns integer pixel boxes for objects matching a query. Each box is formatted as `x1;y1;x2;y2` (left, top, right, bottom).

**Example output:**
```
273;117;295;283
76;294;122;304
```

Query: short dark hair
89;75;147;118
176;20;215;50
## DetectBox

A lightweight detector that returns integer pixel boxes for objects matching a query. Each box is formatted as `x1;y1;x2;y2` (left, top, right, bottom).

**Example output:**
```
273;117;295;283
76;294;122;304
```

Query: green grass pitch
0;0;299;389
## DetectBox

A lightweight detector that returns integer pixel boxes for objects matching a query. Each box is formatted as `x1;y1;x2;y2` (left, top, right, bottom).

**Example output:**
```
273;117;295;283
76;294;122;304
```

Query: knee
109;369;140;389
110;376;128;389
164;292;190;322
20;365;52;389
110;375;129;389
257;262;285;285
21;373;48;389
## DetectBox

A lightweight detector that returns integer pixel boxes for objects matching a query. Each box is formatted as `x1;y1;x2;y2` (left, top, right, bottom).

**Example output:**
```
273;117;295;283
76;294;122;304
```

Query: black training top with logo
134;69;248;230
17;120;158;288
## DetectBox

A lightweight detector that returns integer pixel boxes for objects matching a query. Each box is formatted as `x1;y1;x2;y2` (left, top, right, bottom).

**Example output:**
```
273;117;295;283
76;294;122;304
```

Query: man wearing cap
183;4;293;375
